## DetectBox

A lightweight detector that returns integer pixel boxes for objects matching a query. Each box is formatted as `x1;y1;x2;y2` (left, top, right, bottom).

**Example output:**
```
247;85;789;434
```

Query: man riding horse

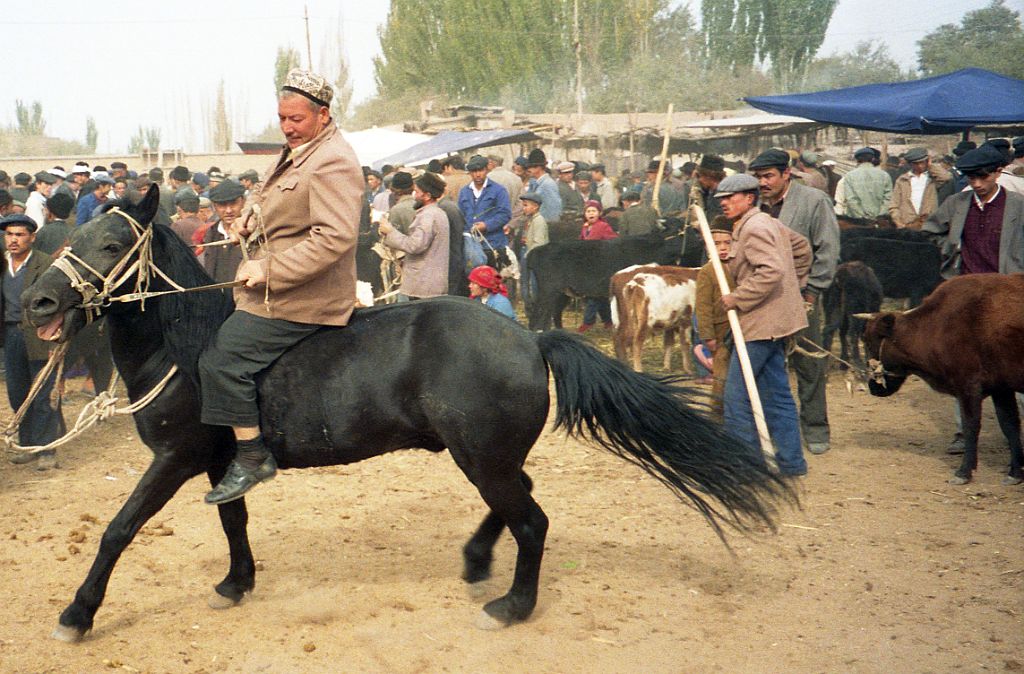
199;68;365;505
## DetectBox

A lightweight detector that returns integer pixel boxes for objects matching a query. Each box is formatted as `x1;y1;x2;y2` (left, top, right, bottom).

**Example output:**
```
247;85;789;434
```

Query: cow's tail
535;330;796;541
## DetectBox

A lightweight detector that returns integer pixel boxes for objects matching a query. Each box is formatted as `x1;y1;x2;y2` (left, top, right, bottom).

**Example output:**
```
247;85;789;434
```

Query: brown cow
610;264;701;373
861;273;1024;486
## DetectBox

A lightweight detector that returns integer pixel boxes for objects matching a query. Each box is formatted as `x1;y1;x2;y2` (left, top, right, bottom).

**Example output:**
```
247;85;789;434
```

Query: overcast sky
0;0;998;154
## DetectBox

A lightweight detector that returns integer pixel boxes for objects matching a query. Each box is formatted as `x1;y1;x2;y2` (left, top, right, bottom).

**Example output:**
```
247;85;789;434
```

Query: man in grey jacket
750;149;840;455
378;171;450;300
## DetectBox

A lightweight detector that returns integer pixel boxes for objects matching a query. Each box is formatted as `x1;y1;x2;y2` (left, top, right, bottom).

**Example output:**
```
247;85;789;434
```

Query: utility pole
304;5;313;70
574;0;583;116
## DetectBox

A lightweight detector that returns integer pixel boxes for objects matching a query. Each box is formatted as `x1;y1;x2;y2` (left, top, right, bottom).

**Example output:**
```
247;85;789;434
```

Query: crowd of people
2;68;1023;487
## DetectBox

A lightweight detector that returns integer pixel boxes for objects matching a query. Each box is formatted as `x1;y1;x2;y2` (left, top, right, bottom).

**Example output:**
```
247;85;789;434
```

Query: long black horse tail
535;330;797;542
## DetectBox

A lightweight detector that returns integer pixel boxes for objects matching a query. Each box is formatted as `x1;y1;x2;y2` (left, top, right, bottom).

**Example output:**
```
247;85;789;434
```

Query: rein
4;208;237;457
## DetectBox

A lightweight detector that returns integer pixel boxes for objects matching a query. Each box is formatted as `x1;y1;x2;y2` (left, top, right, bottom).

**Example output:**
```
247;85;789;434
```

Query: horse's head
25;184;162;344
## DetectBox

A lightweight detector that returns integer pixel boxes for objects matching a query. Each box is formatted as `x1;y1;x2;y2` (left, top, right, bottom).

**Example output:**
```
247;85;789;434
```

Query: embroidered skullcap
282;68;334;108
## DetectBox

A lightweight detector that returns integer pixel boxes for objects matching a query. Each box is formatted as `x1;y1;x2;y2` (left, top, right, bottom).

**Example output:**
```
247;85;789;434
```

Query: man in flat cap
590;164;617;213
25;171;57;230
834;147;893;221
923;144;1024;454
793;151;828;193
10;173;31;205
238;169;261;196
76;171;114;226
34;193;74;255
979;140;1024;196
377;171;450;300
556;161;584;217
198;180;246;283
888;147;951;229
199;68;364;505
715;174;812;476
459;155;512;268
749;148;839;455
1;214;63;468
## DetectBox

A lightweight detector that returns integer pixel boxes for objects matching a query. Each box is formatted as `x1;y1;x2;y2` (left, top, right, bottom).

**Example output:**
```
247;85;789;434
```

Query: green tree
213;80;232;151
128;126;161;153
917;0;1024;79
85;117;98;152
804;41;910;91
274;46;302;95
15;100;45;136
701;0;838;90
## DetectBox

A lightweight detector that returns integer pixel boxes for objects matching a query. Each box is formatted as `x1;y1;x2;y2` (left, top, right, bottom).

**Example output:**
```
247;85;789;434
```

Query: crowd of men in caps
0;131;1023;474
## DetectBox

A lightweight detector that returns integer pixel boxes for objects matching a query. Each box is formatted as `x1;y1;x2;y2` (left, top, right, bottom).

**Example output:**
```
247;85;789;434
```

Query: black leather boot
205;438;277;505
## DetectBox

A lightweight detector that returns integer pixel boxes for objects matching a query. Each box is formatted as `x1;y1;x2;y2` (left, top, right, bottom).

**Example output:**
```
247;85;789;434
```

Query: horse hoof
466;580;493;600
1002;475;1024;486
208;590;247;610
948;475;970;485
51;624;86;643
474;609;507;631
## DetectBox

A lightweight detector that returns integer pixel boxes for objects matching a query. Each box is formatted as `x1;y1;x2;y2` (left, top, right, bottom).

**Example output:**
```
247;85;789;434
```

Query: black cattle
822;261;883;367
839;231;942;307
527;223;703;331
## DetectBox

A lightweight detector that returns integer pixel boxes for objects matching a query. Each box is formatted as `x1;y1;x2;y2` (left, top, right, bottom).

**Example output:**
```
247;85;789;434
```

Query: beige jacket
727;209;811;341
888;163;951;229
383;202;450;298
237;124;364;326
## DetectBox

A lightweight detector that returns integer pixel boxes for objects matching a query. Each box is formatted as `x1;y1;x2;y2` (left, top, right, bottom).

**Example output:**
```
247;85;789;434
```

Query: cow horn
851;312;876;320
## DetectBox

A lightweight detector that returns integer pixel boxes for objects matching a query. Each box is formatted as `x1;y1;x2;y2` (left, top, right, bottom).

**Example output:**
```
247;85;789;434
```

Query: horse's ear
137;183;161;227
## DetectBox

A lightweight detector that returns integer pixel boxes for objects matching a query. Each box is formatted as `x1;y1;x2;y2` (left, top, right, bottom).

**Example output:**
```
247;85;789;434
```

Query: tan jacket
888;163;951;229
444;170;471;202
237;124;364;326
727;209;811;341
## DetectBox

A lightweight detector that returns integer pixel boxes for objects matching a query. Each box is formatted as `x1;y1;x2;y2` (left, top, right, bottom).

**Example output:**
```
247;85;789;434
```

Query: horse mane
147;222;234;385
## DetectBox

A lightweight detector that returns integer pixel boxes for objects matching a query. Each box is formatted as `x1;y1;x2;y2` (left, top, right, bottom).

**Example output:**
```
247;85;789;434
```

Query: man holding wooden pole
711;174;813;477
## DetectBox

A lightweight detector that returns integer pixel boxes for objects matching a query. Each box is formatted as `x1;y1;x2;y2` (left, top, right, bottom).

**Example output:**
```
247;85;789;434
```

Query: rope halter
50;207;186;323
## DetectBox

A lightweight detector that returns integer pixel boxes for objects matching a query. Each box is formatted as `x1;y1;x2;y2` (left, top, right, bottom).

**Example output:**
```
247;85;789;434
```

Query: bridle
50;207;239;323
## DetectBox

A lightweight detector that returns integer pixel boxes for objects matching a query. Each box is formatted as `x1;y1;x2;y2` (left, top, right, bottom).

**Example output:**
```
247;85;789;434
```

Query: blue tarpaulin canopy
371;129;539;169
744;68;1024;135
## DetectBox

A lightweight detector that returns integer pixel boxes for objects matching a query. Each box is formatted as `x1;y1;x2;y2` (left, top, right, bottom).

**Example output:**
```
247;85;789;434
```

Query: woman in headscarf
467;265;517;321
578;200;617;332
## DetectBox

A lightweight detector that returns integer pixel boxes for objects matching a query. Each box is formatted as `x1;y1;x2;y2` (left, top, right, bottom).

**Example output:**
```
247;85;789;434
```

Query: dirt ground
0;325;1022;674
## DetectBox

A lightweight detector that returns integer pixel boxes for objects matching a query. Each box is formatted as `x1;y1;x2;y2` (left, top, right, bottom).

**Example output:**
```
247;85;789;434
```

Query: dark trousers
198;311;320;428
789;297;830;445
4;325;62;446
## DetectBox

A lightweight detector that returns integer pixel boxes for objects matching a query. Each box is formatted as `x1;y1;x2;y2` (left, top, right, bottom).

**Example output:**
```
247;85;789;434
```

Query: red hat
584;199;601;211
468;265;508;296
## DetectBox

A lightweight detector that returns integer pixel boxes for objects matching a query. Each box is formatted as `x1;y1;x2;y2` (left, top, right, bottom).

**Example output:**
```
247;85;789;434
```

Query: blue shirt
76;192;101;225
458;179;511;249
483;293;517;321
529;173;562;222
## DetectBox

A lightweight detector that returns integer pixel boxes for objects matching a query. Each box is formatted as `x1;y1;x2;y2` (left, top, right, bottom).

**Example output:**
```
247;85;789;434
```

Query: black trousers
198;311;320;428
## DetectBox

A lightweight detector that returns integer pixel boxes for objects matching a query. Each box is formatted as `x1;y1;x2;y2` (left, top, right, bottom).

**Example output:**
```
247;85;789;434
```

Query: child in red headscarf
468;265;517;321
578;200;617;331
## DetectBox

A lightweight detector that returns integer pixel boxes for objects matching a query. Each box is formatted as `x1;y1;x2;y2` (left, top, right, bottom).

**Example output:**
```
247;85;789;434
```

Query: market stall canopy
372;129;539;170
342;128;431;166
744;68;1024;135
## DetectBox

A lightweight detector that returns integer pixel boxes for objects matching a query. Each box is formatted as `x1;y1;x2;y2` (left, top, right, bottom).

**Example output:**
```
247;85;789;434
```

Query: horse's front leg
206;466;257;608
53;456;195;642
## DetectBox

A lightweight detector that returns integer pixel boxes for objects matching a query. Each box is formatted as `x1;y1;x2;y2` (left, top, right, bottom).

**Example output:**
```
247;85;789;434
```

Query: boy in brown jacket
694;216;735;421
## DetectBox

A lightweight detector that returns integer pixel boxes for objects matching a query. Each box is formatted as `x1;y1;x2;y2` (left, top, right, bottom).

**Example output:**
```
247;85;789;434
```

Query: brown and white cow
610;264;701;373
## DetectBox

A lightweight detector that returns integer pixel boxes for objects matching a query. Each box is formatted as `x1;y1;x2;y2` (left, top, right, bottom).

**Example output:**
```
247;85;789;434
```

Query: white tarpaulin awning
681;113;816;128
341;128;431;166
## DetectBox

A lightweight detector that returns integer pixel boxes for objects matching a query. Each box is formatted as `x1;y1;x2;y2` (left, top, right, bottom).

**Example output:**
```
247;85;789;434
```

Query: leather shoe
205;455;277;505
10;449;55;465
807;442;830;455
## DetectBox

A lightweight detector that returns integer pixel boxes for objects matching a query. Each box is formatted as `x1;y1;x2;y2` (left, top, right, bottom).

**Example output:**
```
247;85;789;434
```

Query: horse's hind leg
463;472;533;584
206;468;257;607
992;390;1024;486
54;457;194;642
472;472;549;628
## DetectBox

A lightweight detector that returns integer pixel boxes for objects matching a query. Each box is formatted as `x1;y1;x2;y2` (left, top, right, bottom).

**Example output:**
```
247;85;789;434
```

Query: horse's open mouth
37;314;64;342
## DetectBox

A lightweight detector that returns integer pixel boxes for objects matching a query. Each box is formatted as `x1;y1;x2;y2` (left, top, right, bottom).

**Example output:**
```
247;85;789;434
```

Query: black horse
24;185;793;642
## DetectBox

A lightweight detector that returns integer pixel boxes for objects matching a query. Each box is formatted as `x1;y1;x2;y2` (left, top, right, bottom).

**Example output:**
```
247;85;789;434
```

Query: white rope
4;365;178;457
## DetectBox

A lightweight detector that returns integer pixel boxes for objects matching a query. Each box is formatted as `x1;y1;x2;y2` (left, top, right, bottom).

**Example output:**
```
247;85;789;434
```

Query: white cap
821;159;837;167
70;165;90;175
49;168;67;179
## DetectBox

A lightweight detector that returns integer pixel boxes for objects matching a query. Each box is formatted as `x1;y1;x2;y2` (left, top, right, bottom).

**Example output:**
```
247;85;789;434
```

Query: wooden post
692;204;774;459
304;5;313;70
651;103;673;215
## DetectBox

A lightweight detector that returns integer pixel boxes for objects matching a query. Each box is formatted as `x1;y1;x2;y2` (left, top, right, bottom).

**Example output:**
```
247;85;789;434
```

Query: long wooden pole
692;204;774;460
651;103;673;215
304;5;313;70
